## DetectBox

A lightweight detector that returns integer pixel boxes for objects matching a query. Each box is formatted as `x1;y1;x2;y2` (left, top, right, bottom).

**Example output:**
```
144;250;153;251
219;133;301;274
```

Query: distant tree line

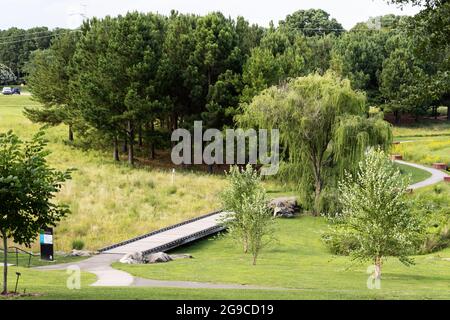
6;6;448;166
0;27;70;82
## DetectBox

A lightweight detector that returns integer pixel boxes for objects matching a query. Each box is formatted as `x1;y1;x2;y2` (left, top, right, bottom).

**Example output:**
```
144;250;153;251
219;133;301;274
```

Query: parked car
11;87;20;95
1;87;12;95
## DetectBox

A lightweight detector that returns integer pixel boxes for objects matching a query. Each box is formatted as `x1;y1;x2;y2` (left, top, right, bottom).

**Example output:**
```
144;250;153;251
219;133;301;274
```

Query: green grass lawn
114;216;450;299
395;163;432;184
0;265;395;300
392;121;450;139
0;252;87;268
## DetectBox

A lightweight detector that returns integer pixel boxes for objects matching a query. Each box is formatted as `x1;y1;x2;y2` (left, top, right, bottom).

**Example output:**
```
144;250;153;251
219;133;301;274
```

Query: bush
72;239;85;250
411;185;450;254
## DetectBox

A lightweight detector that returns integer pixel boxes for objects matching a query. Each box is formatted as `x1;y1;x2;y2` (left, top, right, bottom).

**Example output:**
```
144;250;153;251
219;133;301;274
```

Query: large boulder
119;252;193;264
70;249;97;257
269;197;299;218
145;252;172;264
119;252;145;264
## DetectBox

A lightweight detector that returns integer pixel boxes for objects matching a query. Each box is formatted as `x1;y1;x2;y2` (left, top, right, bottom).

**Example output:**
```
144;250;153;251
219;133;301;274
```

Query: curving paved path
35;160;449;289
36;253;280;290
395;160;449;190
36;254;134;286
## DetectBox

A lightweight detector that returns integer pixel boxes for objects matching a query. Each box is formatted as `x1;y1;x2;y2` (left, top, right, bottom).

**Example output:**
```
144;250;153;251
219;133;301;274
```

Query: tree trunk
113;136;119;162
149;122;156;160
314;180;322;216
447;106;450;121
127;121;134;166
243;238;248;254
374;256;382;280
68;125;74;142
2;230;7;295
138;126;143;148
252;253;257;266
122;139;128;153
394;111;400;124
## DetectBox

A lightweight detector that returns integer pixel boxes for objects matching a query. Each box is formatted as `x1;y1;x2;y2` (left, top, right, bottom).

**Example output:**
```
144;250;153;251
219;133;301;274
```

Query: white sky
0;0;422;30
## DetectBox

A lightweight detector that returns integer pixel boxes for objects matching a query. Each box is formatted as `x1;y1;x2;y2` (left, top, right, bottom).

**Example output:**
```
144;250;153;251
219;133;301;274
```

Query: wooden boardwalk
99;212;226;255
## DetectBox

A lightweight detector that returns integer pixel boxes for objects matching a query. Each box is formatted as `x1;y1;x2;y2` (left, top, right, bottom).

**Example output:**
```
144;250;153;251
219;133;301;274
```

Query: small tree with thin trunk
220;165;275;264
241;189;275;265
0;130;72;295
327;148;424;279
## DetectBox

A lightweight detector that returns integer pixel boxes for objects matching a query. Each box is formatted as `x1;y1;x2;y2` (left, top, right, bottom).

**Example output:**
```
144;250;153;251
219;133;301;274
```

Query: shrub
165;185;177;195
72;239;85;250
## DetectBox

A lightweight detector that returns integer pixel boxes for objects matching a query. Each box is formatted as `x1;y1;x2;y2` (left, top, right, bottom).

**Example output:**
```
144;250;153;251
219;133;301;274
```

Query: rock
145;252;172;264
70;249;96;257
119;252;145;264
170;254;193;260
269;197;299;218
119;252;192;264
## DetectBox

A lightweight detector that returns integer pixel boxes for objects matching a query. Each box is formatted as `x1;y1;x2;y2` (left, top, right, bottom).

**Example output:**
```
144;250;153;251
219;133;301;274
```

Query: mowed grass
0;252;87;268
114;216;450;299
392;121;450;139
0;265;407;300
392;137;450;167
0;95;228;251
394;163;432;184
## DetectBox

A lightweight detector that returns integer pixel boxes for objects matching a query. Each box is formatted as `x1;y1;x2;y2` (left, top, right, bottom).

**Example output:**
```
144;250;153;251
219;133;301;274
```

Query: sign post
40;228;54;261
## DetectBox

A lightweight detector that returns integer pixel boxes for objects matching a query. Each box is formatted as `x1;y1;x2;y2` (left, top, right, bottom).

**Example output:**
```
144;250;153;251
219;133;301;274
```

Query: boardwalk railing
98;211;224;253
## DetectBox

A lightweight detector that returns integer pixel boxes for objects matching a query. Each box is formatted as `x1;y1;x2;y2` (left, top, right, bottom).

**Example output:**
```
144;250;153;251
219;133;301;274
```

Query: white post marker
171;168;175;185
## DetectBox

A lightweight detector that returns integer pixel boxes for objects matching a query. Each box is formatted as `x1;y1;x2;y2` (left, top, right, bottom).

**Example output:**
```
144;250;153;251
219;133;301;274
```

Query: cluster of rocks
119;251;193;264
269;197;299;218
69;249;98;257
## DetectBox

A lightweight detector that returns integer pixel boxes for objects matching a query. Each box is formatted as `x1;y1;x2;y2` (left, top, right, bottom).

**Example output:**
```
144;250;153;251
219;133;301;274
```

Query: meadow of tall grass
0;96;229;251
392;137;450;167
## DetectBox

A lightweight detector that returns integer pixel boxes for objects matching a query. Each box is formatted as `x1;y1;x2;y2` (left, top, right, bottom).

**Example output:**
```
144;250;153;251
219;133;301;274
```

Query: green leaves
325;148;425;266
239;73;392;214
0;130;72;247
220;165;274;264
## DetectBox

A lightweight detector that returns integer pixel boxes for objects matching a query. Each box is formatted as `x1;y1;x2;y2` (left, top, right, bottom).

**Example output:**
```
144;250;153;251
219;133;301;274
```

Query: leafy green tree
241;28;308;103
73;13;166;165
0;27;54;81
221;165;274;264
241;186;274;265
0;63;16;84
238;73;392;215
384;0;450;120
330;21;398;103
380;47;429;123
24;32;80;141
326;148;424;279
0;131;72;294
279;9;344;36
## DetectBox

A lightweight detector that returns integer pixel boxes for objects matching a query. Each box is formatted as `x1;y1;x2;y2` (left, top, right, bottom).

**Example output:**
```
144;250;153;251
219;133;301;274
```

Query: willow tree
238;73;392;215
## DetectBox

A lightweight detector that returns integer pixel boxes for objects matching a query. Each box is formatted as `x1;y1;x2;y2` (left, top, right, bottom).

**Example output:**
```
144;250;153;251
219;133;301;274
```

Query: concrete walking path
36;253;278;290
395;160;449;190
